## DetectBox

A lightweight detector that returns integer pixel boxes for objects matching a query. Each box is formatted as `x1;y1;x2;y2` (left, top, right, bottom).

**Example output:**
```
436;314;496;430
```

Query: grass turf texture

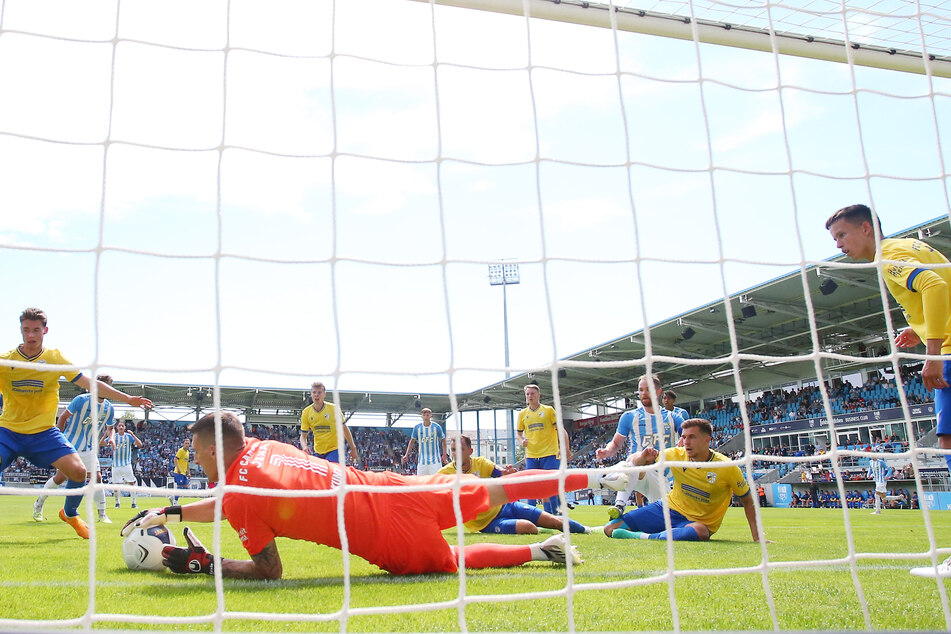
2;495;951;631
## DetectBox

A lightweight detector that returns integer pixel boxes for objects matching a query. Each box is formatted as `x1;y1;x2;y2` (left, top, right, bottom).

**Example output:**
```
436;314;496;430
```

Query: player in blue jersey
402;408;447;475
33;375;117;523
662;390;689;422
596;375;684;518
2;308;152;539
868;440;894;515
110;420;143;508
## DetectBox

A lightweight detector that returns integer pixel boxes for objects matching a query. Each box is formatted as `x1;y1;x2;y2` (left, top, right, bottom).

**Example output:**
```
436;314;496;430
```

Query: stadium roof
61;215;951;424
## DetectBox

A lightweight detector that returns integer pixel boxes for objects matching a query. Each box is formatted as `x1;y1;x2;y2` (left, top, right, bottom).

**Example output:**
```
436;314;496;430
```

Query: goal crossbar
418;0;951;79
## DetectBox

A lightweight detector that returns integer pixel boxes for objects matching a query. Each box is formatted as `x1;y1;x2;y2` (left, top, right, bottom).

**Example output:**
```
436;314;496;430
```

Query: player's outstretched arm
223;540;283;580
74;375;153;410
120;498;220;535
596;433;628;461
741;493;771;543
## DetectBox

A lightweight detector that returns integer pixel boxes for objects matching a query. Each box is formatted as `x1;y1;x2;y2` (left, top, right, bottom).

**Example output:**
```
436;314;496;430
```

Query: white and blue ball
122;525;176;571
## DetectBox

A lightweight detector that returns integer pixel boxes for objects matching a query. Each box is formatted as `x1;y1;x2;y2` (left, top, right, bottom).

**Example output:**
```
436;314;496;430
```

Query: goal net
0;0;949;631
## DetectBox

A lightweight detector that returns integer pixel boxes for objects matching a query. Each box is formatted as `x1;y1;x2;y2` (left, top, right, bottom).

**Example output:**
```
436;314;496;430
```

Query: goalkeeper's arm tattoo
221;540;283;580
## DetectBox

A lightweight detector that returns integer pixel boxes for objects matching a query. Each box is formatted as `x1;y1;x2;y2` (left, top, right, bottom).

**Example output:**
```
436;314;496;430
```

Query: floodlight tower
488;261;520;462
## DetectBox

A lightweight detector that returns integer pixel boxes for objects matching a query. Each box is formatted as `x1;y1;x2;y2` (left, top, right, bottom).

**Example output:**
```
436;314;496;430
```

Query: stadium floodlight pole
489;261;520;462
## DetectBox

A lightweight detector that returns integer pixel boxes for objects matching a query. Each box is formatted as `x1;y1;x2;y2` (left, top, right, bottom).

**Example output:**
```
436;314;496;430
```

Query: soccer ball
122;525;176;571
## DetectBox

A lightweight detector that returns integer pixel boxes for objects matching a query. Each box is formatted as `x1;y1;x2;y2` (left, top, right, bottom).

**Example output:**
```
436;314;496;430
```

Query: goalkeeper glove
163;527;215;575
119;505;182;537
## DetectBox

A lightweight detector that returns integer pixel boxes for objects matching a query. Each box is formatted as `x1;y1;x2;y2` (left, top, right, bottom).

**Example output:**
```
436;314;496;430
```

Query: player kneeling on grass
438;434;590;535
121;412;630;579
604;418;767;543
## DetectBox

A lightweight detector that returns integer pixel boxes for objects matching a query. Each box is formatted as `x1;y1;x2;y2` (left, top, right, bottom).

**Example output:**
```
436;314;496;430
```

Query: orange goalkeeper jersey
222;439;491;574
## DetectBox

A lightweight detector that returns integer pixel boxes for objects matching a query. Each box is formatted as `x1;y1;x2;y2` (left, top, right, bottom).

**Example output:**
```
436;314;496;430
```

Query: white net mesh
1;0;951;631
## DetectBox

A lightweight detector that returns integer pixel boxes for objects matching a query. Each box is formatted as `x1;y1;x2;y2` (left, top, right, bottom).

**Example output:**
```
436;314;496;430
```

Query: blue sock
63;478;85;518
567;518;587;533
648;525;700;541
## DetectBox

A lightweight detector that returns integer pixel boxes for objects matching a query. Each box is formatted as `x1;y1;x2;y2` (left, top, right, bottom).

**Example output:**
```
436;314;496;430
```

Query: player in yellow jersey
604;419;765;542
169;438;191;505
299;382;359;465
517;383;570;514
827;204;951;473
0;308;152;539
438;435;589;534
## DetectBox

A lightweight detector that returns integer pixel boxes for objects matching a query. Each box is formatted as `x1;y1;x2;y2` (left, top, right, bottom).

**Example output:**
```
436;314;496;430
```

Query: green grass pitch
2;494;951;631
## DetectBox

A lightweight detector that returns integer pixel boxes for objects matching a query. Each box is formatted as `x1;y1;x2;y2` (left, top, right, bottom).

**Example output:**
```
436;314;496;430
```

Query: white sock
94;488;107;514
36;477;63;508
529;543;548;561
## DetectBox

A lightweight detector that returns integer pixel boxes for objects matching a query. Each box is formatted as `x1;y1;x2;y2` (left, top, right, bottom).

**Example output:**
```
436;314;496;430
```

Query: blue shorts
0;427;76;472
315;449;340;464
525;455;560;471
618;500;692;533
934;361;951;436
482;502;543;534
172;473;189;487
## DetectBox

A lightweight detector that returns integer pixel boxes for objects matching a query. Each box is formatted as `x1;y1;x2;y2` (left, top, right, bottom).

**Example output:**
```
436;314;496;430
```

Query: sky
0;0;949;419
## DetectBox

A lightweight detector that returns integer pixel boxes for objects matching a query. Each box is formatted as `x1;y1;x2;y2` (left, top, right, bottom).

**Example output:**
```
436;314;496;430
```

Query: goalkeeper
121;412;628;579
603;419;766;543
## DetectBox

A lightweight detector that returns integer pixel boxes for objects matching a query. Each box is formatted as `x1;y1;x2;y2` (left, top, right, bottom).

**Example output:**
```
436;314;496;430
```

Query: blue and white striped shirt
869;457;890;484
616;407;684;455
113;432;136;467
412;422;445;467
61;393;114;453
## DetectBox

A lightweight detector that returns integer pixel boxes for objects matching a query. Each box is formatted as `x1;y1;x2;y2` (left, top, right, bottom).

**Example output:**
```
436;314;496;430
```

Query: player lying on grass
121;412;629;579
603;418;767;543
439;434;590;535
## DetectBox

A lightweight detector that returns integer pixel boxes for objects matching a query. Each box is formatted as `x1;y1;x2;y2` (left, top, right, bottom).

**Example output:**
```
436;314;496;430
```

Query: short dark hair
638;374;662;391
458;434;472;449
20;307;47;326
825;204;883;233
681;418;713;437
188;411;245;452
663;390;677;400
96;374;113;386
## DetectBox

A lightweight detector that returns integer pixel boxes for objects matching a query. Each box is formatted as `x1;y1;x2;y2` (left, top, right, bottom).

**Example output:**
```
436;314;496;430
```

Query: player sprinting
110;420;143;509
169;438;191;505
299;382;359;465
604;418;766;543
33;374;118;523
401;407;447;475
517;383;571;515
1;308;152;539
438;434;590;535
121;412;629;579
596;374;684;518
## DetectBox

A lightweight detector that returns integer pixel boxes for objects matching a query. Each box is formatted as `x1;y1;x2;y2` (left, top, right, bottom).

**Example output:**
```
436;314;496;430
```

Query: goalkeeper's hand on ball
163;527;215;575
119;506;182;537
